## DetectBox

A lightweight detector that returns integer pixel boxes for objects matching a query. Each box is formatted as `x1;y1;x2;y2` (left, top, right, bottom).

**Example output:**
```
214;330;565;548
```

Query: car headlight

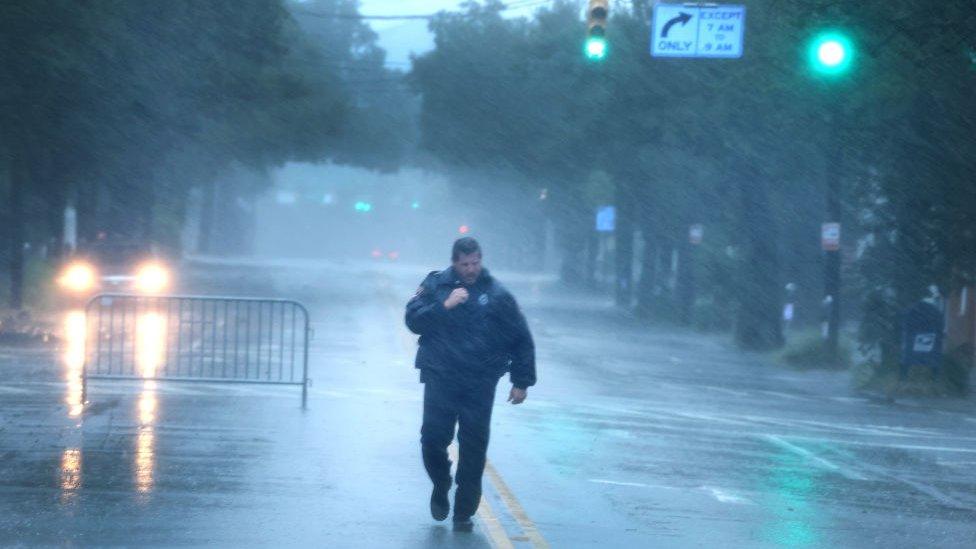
59;263;97;293
135;263;170;294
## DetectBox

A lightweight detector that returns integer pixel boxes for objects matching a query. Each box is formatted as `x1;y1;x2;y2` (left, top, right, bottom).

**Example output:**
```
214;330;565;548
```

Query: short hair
452;237;482;261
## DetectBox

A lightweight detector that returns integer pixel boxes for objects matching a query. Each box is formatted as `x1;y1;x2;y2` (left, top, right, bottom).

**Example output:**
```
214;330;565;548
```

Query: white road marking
764;435;869;481
937;460;976;468
831;446;976;511
588;479;755;505
588;478;671;489
701;486;755;505
755;389;811;401
697;385;751;397
0;385;36;394
786;435;976;455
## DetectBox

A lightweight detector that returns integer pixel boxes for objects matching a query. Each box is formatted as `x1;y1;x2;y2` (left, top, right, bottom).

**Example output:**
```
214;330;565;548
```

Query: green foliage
410;0;976;358
691;296;735;332
780;331;853;370
853;357;971;397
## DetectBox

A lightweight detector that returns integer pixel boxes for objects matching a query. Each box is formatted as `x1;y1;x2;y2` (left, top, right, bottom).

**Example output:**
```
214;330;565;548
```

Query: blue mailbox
900;300;944;377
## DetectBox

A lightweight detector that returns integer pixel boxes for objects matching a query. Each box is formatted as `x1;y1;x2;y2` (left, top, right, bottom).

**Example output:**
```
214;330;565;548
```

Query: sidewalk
0;307;57;343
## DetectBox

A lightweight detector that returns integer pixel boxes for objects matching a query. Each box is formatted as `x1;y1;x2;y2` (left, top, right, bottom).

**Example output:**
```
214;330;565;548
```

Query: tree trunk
47;179;67;262
584;229;598;287
8;153;26;310
734;169;784;350
615;181;636;307
614;219;634;307
77;180;99;244
675;236;696;325
198;180;217;254
636;235;658;319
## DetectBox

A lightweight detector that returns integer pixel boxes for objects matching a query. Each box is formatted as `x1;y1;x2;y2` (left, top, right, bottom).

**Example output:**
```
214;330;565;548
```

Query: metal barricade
82;294;311;407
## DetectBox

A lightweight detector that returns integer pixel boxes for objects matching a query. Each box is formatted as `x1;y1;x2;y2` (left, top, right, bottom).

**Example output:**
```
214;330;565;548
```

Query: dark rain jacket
405;267;536;389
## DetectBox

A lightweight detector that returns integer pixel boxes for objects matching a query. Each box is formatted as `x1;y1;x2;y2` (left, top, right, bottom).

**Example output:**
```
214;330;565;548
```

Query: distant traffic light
411;201;420;210
354;201;372;212
585;0;609;61
459;225;470;235
808;31;854;76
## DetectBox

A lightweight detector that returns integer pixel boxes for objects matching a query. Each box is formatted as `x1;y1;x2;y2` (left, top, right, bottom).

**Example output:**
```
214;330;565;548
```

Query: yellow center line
449;445;514;548
484;461;550;548
478;494;517;548
383;272;547;548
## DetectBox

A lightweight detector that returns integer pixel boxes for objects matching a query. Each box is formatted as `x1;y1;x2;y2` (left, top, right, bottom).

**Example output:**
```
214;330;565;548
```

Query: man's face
453;252;482;286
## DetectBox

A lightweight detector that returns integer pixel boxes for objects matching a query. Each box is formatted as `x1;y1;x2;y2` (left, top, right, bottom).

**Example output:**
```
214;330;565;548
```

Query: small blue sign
596;206;615;232
651;4;746;59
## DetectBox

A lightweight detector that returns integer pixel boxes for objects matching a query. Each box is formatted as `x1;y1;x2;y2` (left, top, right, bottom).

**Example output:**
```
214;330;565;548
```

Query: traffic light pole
824;109;842;356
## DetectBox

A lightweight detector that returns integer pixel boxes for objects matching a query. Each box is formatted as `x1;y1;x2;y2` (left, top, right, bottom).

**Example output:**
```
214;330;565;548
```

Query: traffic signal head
585;0;609;61
807;31;854;76
585;36;607;61
587;0;608;23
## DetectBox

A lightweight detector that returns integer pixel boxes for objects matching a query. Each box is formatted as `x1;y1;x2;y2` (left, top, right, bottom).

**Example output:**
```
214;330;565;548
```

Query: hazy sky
357;0;552;67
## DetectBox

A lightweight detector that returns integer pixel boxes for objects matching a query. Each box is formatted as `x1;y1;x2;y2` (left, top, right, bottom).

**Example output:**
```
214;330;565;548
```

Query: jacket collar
437;266;492;288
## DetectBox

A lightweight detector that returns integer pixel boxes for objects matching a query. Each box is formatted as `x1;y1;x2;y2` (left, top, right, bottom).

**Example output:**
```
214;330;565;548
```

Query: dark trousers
420;372;499;519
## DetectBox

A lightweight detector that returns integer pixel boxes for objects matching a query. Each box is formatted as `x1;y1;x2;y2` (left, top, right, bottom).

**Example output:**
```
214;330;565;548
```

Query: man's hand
508;387;527;405
444;288;469;310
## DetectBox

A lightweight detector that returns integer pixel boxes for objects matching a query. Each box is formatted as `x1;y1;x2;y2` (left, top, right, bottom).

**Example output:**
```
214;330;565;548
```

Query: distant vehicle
371;247;401;261
57;239;174;302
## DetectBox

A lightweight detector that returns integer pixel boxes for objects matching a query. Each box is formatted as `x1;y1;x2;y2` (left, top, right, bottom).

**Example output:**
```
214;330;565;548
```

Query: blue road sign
651;4;746;59
596;206;616;233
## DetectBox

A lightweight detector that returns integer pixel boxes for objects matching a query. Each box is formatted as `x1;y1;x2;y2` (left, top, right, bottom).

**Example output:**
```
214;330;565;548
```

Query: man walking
405;237;536;531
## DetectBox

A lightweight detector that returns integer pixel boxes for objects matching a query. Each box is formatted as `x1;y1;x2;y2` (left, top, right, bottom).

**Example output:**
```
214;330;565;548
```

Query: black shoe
452;516;474;532
430;485;450;521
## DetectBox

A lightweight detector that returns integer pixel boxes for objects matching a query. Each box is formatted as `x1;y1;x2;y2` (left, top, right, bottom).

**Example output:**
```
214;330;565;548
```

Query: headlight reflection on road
759;443;822;546
63;311;86;417
135;379;157;495
136;312;166;379
134;311;164;497
139;381;158;425
59;448;82;505
135;422;155;495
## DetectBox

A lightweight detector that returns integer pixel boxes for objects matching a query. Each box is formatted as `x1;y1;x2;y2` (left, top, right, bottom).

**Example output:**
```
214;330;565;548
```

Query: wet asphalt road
2;258;976;548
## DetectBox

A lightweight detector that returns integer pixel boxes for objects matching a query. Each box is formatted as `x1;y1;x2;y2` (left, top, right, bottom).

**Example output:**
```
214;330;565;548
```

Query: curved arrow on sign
662;12;692;38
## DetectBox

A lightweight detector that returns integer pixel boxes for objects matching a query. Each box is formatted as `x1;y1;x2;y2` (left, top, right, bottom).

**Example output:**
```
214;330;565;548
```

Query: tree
0;0;406;307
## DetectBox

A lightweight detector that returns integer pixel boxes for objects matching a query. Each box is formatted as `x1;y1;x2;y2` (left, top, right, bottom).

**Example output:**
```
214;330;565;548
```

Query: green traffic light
584;36;607;61
808;31;854;76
